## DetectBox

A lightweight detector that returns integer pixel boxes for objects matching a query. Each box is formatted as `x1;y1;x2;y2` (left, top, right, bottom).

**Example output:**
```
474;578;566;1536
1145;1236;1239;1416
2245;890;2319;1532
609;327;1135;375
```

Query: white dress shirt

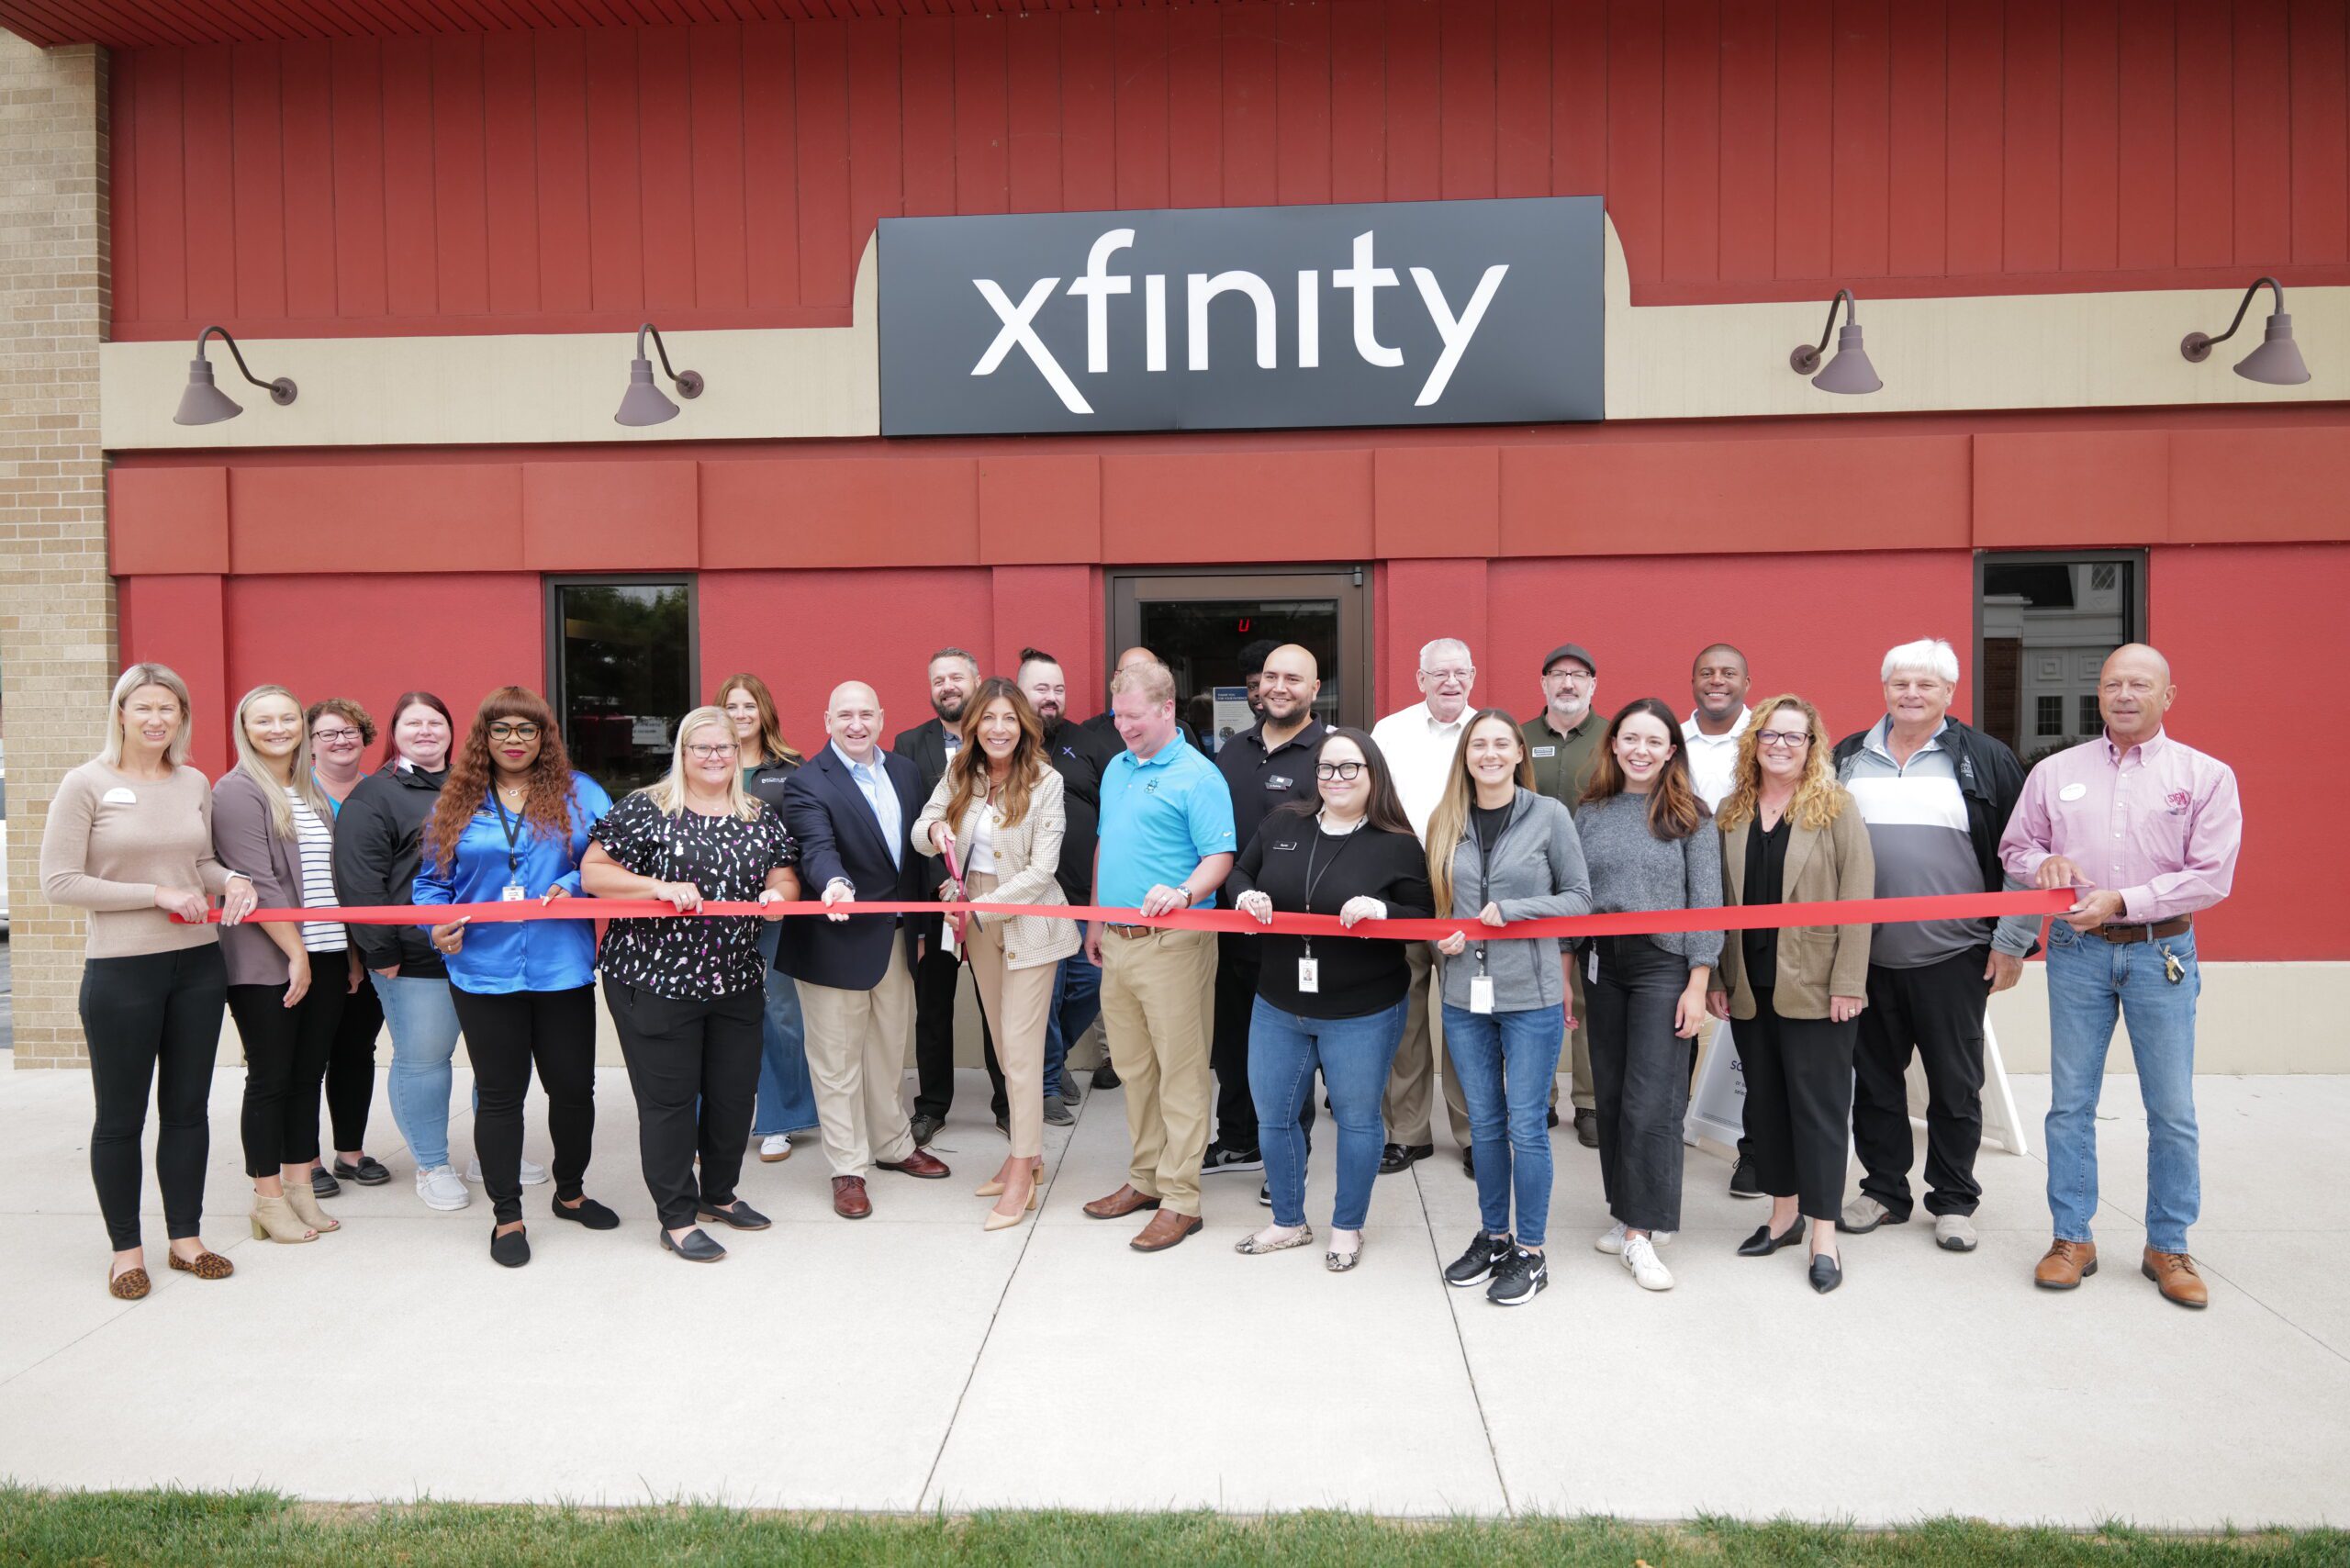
1681;706;1751;812
1369;700;1471;841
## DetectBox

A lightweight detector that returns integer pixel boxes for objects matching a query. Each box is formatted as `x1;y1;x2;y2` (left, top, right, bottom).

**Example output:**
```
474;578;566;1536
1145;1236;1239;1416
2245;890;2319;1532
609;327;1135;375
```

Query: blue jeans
1248;994;1405;1231
2043;921;2202;1254
1044;950;1102;1101
377;973;464;1171
753;923;819;1136
1444;1002;1568;1247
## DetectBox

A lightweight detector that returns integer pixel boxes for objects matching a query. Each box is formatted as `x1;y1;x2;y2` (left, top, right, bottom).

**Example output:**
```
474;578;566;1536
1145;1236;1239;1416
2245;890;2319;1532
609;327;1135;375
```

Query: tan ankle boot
250;1194;317;1243
283;1179;340;1234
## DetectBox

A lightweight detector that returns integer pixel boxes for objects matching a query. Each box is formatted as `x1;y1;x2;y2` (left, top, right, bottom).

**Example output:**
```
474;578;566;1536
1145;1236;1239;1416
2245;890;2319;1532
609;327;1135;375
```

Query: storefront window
1976;551;2143;770
546;577;696;796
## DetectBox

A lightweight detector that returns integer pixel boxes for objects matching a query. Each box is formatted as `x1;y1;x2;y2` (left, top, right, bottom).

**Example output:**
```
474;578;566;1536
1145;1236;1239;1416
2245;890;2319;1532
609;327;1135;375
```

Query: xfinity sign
878;197;1604;436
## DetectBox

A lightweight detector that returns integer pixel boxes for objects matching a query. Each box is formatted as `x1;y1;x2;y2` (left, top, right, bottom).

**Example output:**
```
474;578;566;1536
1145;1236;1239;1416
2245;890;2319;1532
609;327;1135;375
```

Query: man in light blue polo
1080;658;1237;1253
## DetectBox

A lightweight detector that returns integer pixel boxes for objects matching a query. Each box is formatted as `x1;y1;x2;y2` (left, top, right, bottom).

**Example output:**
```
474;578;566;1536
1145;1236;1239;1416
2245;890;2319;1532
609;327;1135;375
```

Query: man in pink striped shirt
1999;644;2242;1310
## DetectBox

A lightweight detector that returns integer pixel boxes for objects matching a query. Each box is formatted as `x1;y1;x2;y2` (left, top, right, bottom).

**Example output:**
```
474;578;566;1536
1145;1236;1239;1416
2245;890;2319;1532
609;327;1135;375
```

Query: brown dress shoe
2034;1238;2098;1289
2143;1248;2210;1309
1082;1183;1162;1220
878;1148;950;1180
1130;1210;1203;1252
832;1176;872;1219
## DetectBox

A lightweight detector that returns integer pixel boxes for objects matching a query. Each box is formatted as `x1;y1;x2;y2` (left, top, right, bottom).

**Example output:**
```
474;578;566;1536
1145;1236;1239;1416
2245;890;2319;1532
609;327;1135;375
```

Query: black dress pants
1211;933;1263;1148
912;935;963;1122
1737;987;1859;1223
228;960;348;1179
323;971;385;1152
1586;935;1696;1233
605;978;764;1229
82;945;228;1249
1852;948;1992;1219
450;984;598;1225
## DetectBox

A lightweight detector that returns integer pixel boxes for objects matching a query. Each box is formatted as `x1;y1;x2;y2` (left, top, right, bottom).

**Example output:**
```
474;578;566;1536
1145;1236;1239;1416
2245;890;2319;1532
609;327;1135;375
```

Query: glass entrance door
1106;567;1371;750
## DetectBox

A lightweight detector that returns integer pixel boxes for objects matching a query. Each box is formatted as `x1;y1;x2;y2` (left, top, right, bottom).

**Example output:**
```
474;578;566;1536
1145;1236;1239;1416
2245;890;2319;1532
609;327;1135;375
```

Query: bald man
1204;644;1333;1171
1084;644;1203;757
777;680;949;1219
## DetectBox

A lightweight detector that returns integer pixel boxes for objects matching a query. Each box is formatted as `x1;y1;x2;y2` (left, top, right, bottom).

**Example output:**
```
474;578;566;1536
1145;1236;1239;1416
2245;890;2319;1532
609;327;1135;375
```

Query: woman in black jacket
716;673;818;1160
1227;729;1432;1273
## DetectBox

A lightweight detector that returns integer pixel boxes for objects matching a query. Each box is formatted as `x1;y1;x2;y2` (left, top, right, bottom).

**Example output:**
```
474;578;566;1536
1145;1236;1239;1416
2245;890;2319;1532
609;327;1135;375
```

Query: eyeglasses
1755;729;1811;749
685;743;739;760
309;728;362;745
487;722;541;741
1315;761;1365;781
1543;669;1594;683
1421;667;1474;684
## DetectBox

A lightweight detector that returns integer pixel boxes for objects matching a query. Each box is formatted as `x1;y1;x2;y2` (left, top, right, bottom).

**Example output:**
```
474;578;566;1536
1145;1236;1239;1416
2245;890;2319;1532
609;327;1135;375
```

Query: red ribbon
185;888;2070;941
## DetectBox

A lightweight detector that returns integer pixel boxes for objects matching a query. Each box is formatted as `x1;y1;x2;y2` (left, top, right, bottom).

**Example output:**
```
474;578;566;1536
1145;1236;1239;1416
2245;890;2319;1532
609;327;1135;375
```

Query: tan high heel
976;1161;1045;1198
984;1179;1041;1231
250;1194;318;1243
283;1179;340;1234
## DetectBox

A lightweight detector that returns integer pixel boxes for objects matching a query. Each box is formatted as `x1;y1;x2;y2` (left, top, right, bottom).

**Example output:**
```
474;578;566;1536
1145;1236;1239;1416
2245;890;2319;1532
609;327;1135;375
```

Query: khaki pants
795;941;917;1179
1100;926;1217;1217
963;872;1056;1160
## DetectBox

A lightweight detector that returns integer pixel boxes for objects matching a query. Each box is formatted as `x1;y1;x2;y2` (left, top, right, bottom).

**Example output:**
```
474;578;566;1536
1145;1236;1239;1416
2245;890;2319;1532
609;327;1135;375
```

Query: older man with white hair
1369;637;1479;1173
1830;638;2037;1253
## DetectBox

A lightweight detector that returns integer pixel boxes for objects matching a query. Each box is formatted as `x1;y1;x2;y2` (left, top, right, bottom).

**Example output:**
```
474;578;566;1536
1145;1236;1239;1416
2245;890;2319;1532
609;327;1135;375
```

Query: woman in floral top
582;706;800;1263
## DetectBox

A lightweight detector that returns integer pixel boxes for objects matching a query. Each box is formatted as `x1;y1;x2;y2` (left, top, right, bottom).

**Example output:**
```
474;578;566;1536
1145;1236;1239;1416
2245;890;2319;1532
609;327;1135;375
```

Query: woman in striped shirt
213;685;362;1246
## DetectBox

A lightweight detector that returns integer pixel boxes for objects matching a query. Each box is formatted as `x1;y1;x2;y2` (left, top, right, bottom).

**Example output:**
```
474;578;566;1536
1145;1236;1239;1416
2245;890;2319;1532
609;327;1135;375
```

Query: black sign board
878;196;1604;436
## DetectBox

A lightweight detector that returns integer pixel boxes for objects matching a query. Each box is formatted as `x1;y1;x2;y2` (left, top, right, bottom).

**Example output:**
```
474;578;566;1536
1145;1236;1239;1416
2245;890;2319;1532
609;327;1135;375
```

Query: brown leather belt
1102;923;1156;938
2088;916;2191;944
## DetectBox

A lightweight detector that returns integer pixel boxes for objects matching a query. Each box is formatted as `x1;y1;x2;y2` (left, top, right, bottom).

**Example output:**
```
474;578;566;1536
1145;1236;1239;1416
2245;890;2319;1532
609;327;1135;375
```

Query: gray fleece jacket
1435;787;1593;1014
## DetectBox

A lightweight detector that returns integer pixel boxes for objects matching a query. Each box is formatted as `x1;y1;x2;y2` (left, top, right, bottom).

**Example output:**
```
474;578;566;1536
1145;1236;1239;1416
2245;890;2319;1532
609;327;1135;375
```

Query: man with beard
892;647;980;1144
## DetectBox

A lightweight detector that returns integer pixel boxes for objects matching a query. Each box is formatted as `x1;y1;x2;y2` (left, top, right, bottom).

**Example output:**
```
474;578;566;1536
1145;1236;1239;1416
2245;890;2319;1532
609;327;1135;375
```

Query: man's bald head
2097;644;2176;746
1115;645;1158;674
823;681;884;762
1257;644;1322;731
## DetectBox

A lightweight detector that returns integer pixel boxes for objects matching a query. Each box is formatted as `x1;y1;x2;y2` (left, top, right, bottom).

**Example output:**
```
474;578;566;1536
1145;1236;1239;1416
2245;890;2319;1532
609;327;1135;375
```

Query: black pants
606;978;764;1229
450;984;598;1225
228;960;348;1179
323;971;385;1153
912;935;963;1122
1586;935;1695;1233
1852;948;1990;1219
82;945;228;1249
1737;987;1859;1222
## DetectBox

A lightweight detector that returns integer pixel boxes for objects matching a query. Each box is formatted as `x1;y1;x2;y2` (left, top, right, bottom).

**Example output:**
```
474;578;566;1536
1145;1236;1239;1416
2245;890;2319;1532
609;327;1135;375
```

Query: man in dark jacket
890;646;979;1144
1083;644;1202;756
1830;638;2039;1256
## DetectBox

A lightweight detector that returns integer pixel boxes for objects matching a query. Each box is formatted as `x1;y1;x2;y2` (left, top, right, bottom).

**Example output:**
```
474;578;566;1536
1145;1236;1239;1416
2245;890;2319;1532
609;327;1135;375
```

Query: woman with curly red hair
415;687;617;1269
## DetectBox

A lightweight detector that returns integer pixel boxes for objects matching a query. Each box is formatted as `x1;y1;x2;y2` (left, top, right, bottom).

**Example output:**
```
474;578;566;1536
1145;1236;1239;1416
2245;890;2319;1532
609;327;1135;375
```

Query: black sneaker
1461;1147;1476;1180
1202;1141;1264;1175
1729;1156;1764;1199
1443;1231;1515;1288
1258;1181;1271;1207
1487;1246;1550;1305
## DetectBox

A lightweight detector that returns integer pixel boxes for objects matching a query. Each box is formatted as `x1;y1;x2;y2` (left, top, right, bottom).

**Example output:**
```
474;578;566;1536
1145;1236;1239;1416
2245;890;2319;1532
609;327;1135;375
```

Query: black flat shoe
661;1227;728;1263
1377;1142;1433;1175
309;1166;342;1200
332;1154;392;1186
1461;1148;1475;1180
696;1199;772;1231
1809;1252;1842;1294
1738;1218;1807;1257
554;1196;620;1230
1091;1062;1121;1091
490;1226;531;1269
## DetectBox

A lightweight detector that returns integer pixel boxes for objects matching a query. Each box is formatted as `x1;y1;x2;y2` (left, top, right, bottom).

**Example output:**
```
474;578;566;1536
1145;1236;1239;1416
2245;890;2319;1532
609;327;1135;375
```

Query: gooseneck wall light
614;322;705;426
1788;289;1883;395
173;326;298;425
2181;276;2311;385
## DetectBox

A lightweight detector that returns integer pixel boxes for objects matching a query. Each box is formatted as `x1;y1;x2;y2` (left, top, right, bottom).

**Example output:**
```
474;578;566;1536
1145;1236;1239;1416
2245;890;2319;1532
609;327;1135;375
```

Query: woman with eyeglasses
715;672;818;1165
1229;730;1434;1272
1577;698;1724;1294
1707;696;1874;1294
1426;711;1594;1306
415;688;616;1269
303;698;391;1199
583;707;801;1263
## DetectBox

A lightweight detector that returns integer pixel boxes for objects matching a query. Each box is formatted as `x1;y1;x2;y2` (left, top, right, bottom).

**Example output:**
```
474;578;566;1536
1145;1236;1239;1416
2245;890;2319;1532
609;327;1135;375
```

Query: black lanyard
491;790;526;880
1297;817;1359;956
1469;798;1516;969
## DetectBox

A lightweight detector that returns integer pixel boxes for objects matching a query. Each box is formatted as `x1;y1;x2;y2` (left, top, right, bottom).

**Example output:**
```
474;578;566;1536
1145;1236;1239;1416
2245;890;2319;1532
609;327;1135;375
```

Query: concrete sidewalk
0;1064;2342;1525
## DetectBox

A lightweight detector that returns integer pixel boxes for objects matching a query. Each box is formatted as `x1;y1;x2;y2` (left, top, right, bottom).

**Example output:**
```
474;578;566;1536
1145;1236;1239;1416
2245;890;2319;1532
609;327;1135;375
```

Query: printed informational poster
1211;687;1253;753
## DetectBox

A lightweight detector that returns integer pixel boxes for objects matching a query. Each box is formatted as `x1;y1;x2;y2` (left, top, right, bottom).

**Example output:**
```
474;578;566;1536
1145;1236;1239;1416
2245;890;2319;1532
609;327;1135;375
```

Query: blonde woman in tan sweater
40;663;259;1299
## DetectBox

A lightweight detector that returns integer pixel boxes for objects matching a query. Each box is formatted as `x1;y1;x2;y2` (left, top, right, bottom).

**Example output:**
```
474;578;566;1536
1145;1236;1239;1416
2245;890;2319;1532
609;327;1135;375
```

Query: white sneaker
415;1164;470;1211
464;1156;550;1185
759;1134;792;1163
1595;1221;1676;1255
1622;1234;1675;1291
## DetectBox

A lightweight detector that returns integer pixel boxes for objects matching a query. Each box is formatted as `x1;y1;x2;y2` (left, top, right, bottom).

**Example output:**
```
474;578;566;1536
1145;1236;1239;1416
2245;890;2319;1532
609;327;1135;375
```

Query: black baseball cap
1542;643;1597;676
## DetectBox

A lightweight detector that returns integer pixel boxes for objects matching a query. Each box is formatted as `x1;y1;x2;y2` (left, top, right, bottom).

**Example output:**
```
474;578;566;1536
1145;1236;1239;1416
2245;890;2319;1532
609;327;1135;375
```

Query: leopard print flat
107;1264;151;1301
169;1249;234;1280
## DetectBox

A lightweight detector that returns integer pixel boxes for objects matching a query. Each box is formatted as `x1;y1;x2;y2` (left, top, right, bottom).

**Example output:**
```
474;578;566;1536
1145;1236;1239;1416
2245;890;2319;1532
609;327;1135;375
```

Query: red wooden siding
107;0;2350;342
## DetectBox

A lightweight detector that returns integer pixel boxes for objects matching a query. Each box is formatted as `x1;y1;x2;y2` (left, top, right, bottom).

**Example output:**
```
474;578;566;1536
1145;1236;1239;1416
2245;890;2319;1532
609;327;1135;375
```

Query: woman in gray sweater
1577;697;1724;1294
1427;710;1593;1308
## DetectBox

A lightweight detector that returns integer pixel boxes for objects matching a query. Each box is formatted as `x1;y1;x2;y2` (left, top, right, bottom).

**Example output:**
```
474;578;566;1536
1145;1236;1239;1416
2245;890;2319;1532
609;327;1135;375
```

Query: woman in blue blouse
415;687;616;1269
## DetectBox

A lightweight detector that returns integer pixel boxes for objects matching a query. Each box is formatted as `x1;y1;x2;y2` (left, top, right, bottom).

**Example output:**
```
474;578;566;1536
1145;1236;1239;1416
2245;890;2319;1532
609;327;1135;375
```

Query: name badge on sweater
102;786;137;804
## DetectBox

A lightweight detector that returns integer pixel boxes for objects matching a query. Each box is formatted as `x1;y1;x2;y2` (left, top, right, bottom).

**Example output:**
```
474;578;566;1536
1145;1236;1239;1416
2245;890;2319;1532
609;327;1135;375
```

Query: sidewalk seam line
1413;1157;1515;1518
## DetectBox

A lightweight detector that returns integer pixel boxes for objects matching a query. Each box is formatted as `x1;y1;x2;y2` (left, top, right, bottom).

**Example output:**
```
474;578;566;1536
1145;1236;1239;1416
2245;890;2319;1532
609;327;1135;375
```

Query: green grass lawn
0;1488;2341;1566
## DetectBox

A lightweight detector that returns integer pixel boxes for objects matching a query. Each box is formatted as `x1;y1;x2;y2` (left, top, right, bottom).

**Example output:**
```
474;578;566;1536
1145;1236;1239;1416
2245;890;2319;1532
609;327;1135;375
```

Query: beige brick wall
0;35;111;1068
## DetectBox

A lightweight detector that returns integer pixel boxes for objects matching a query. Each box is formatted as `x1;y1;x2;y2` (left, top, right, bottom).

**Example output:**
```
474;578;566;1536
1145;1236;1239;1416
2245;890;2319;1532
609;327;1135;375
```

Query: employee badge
1297;957;1319;993
1470;974;1495;1014
501;883;528;902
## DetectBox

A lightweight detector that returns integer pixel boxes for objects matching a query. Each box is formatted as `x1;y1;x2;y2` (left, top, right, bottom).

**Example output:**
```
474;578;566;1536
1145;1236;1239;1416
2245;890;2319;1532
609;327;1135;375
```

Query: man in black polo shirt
1203;644;1331;1174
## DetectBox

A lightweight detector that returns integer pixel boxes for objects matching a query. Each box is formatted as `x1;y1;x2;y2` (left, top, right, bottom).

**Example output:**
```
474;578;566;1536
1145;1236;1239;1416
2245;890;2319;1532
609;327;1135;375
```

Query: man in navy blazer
778;680;949;1217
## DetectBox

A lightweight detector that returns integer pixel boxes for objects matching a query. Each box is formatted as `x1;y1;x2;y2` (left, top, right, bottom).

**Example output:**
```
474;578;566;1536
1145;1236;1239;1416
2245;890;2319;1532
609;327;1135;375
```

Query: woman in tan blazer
914;678;1080;1230
1707;694;1874;1294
